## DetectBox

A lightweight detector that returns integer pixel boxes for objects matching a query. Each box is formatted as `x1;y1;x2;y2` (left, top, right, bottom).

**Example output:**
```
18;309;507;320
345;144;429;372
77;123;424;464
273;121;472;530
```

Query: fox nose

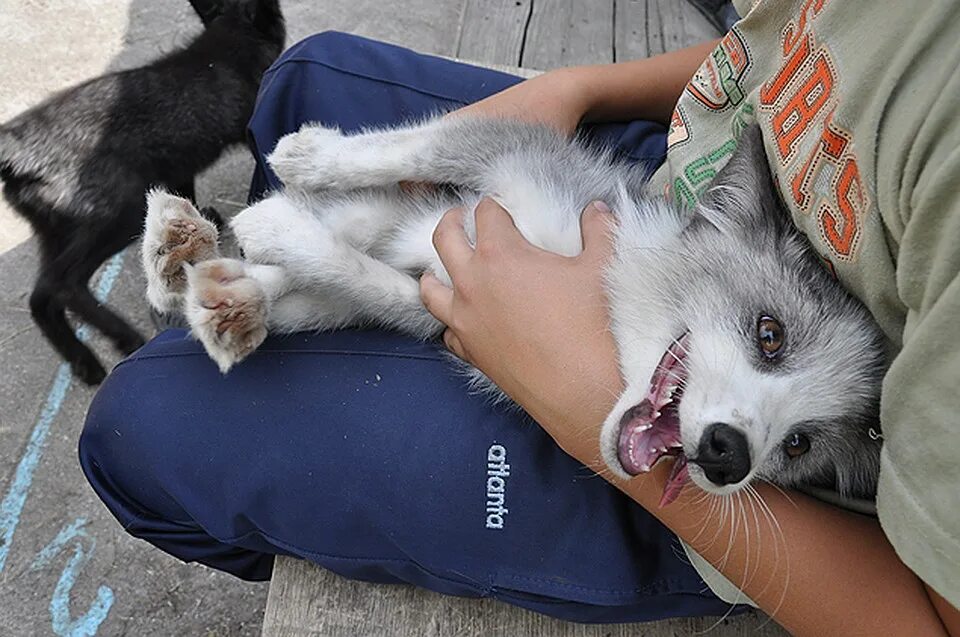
694;423;751;486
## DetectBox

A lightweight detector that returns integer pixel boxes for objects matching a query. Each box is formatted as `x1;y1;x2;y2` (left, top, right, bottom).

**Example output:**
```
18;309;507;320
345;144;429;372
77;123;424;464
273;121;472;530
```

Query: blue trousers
80;32;737;623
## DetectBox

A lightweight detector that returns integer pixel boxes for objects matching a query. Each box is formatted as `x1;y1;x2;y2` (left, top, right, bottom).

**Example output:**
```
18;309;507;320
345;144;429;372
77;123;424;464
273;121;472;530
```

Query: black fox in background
0;0;285;384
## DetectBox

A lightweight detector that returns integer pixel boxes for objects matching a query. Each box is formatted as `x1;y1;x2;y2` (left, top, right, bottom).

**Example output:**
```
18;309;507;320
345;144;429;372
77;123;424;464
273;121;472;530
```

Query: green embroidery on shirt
674;139;738;205
713;46;746;107
672;104;757;207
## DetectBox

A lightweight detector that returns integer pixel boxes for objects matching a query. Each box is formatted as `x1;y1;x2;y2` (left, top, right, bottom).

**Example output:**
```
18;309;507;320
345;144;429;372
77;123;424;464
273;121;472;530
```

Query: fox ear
696;124;789;234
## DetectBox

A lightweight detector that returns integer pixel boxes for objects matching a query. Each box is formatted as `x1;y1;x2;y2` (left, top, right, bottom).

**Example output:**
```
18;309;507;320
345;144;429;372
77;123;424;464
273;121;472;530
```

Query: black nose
694;423;751;486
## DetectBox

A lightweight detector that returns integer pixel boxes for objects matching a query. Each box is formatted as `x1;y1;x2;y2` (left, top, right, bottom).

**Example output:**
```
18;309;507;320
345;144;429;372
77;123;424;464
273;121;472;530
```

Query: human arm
450;39;720;135
419;198;960;636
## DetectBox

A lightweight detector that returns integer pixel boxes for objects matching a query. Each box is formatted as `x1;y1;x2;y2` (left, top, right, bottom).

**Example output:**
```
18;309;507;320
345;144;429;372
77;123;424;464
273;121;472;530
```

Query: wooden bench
262;2;786;634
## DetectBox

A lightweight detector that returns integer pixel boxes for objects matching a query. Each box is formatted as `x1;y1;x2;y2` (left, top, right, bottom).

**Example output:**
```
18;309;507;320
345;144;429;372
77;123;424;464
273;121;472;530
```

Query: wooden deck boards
261;2;786;636
263;559;783;636
522;0;616;67
455;0;716;70
616;0;715;60
456;0;531;66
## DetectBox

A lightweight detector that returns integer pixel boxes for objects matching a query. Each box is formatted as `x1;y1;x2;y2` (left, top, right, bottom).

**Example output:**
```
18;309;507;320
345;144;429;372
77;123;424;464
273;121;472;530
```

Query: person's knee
79;369;188;525
78;411;132;524
78;366;275;581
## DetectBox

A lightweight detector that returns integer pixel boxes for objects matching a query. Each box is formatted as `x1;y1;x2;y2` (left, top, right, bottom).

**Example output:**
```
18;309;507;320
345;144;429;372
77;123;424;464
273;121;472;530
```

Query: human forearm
453;39;719;135
518;338;947;635
521;337;950;635
573;38;720;125
500;330;936;634
608;458;947;635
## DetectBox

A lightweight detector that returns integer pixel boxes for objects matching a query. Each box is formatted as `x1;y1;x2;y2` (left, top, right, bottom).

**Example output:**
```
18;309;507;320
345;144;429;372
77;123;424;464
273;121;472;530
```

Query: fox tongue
617;399;682;475
658;455;689;508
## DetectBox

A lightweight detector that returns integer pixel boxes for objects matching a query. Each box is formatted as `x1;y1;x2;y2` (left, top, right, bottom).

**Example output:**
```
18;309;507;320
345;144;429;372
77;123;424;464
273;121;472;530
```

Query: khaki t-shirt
649;0;960;608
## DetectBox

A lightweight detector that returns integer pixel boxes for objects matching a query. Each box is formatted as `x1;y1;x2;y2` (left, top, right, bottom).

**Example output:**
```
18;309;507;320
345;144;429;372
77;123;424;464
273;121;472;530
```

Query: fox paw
143;189;220;312
184;259;268;373
267;123;348;190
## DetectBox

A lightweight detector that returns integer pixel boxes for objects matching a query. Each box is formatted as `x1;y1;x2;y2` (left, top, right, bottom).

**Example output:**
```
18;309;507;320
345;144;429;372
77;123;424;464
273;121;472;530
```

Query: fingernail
590;200;611;214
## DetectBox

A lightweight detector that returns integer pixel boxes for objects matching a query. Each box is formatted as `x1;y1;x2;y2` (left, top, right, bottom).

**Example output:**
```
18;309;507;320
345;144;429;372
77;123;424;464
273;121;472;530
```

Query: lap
83;329;730;621
80;31;725;623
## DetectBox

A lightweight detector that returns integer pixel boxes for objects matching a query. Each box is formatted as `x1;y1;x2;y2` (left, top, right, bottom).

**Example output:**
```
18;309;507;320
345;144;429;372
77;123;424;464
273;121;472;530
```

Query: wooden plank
456;0;533;67
521;0;615;69
647;0;720;57
263;557;788;637
614;0;651;61
676;0;724;47
646;0;668;56
616;0;721;63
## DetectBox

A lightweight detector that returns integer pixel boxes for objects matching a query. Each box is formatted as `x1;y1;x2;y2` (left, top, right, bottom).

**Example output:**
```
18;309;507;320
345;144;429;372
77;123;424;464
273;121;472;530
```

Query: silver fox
142;118;886;504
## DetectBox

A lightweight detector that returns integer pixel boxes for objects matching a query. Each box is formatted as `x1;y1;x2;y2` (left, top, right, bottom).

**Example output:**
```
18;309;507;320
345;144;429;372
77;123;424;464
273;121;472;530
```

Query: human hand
419;198;623;462
448;68;592;137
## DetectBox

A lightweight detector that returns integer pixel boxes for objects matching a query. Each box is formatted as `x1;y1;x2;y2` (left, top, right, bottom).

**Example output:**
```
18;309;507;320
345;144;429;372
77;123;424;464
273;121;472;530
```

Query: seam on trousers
262;55;516;107
205;526;710;600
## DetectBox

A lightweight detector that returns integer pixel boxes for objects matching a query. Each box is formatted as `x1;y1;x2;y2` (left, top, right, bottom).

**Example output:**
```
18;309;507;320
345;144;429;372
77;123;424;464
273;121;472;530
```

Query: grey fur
144;118;886;499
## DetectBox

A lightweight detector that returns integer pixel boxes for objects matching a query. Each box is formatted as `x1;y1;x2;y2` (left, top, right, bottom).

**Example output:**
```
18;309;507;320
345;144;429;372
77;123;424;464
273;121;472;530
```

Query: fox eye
758;316;784;357
784;433;810;458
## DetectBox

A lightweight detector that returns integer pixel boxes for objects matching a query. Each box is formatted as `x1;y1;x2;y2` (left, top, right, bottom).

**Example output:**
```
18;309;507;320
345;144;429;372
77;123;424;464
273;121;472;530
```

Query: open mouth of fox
616;334;692;507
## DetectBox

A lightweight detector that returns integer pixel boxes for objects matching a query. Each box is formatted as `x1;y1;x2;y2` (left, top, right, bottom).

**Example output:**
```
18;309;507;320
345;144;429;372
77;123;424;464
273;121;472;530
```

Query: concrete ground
0;1;483;635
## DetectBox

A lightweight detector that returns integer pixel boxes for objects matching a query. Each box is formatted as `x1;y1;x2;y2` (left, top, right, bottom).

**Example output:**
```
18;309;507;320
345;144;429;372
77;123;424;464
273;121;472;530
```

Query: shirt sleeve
874;139;960;608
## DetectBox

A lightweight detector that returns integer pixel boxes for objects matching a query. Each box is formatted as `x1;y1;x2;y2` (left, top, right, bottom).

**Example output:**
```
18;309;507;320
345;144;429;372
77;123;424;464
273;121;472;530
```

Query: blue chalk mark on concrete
30;517;91;571
52;542;114;637
0;361;74;574
0;252;123;574
32;517;115;637
0;251;125;634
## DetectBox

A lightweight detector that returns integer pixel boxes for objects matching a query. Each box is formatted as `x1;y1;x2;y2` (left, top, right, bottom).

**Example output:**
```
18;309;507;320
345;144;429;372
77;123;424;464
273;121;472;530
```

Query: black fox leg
61;223;145;357
30;265;107;385
64;284;145;355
